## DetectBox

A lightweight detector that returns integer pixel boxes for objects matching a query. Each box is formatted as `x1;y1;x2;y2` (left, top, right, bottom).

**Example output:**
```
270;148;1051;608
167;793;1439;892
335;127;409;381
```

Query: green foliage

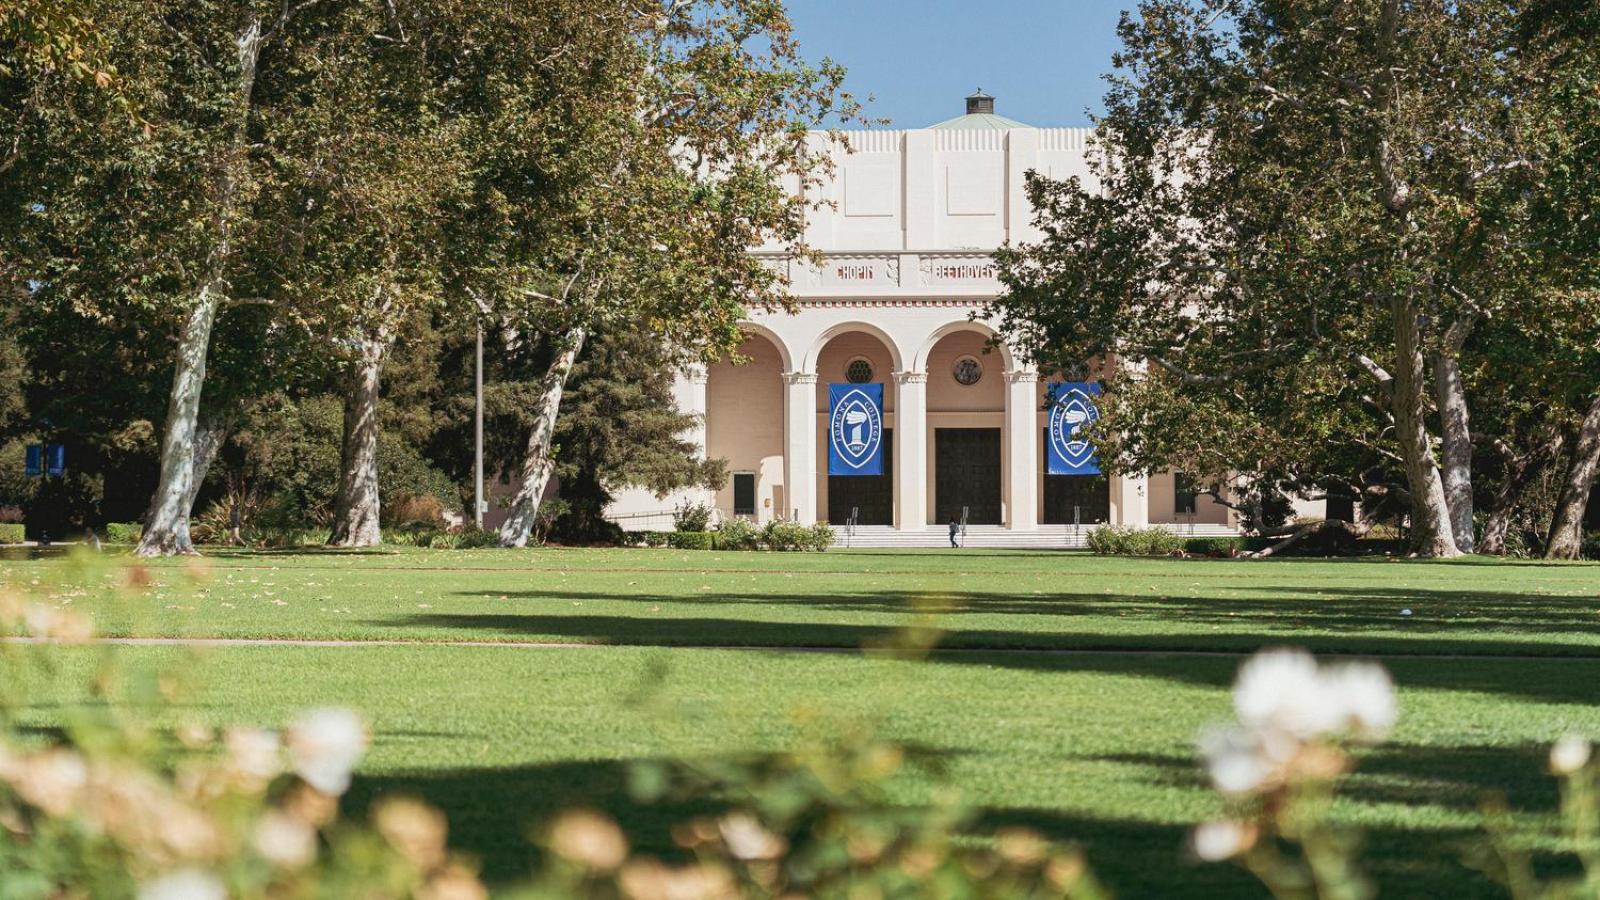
714;518;761;551
666;531;715;551
671;503;713;533
1584;531;1600;562
0;524;23;544
102;522;141;544
1087;526;1182;557
638;531;669;548
989;1;1600;557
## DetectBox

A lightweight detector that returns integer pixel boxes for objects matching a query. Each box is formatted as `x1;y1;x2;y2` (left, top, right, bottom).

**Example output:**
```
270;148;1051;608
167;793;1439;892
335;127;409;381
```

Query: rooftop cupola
930;88;1029;130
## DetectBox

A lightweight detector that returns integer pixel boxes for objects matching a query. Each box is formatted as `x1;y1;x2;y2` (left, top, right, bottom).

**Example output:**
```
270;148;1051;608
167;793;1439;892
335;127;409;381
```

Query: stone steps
834;524;1240;550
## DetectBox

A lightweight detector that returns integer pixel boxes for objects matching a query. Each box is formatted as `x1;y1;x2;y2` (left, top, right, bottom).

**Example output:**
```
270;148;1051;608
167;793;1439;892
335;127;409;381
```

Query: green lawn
4;547;1600;897
4;547;1598;656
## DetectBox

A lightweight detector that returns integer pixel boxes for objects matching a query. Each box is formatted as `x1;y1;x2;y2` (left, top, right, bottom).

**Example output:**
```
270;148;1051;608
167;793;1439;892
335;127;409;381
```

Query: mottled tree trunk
328;336;387;547
138;288;225;556
140;412;227;553
137;20;263;557
498;327;586;548
1390;297;1460;557
1479;429;1563;556
1434;352;1475;553
1546;394;1600;560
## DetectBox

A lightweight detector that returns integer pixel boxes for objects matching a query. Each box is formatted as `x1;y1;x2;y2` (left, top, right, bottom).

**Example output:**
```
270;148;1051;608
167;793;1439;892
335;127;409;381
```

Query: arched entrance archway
813;330;898;525
706;333;787;523
925;329;1006;524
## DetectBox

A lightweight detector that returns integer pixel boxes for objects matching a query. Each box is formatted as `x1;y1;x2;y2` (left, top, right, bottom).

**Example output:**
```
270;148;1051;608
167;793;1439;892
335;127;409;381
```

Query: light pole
474;320;484;529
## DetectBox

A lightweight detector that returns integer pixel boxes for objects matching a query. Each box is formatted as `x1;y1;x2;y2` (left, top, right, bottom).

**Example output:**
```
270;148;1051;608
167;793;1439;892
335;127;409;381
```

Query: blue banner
24;444;43;478
1046;382;1102;475
46;444;65;477
828;383;885;476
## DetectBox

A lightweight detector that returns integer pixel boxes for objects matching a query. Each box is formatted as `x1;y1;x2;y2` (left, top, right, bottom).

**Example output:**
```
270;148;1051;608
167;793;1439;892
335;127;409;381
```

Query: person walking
948;517;960;548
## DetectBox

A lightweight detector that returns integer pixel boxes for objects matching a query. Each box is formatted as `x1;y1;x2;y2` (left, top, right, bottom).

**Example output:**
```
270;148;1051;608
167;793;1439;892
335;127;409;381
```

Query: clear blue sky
786;0;1131;128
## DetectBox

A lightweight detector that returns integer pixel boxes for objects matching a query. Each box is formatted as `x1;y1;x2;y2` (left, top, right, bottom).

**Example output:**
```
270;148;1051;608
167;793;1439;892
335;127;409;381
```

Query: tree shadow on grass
442;581;1600;640
369;609;1600;705
343;749;1551;899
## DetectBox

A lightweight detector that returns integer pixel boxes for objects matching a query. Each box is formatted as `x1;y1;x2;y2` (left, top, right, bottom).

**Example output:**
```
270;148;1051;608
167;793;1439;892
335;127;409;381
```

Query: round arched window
953;355;983;386
845;358;874;384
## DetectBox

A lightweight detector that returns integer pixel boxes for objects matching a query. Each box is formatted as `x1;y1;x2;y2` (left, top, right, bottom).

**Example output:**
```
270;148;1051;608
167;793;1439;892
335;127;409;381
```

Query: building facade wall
607;118;1258;533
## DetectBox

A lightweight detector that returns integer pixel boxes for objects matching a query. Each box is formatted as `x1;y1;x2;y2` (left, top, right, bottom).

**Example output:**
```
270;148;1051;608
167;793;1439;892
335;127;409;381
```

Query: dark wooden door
829;429;893;525
1043;474;1110;524
934;428;1001;525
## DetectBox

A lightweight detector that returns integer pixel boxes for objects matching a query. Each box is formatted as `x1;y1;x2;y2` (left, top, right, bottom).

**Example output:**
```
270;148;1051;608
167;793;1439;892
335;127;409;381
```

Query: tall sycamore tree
989;0;1594;557
8;0;360;555
446;0;857;548
259;2;466;547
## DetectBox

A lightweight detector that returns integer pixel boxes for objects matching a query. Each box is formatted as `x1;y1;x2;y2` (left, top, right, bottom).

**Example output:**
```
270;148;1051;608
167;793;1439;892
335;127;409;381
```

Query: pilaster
782;372;819;524
893;370;928;530
1004;369;1040;530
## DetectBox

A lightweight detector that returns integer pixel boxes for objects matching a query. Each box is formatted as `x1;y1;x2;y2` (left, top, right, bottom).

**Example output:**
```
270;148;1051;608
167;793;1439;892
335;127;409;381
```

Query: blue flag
46;444;65;477
24;444;43;478
828;383;885;476
1046;382;1102;475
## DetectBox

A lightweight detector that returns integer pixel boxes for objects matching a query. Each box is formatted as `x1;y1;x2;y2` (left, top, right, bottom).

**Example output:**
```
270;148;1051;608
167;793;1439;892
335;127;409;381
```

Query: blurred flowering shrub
1187;647;1397;900
523;718;1109;899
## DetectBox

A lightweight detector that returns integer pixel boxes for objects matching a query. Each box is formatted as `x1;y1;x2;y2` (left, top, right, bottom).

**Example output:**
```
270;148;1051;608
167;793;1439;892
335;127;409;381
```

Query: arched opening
814;330;898;525
706;333;787;523
925;329;1005;525
1038;368;1110;525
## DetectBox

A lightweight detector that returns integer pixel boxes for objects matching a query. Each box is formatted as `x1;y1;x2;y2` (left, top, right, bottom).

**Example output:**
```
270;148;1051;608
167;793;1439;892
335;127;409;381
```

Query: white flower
1322;662;1397;740
1199;726;1268;795
718;812;785;860
224;727;282;788
1190;820;1256;861
137;869;226;900
253;810;317;868
14;748;88;817
1552;735;1592;775
1233;648;1345;740
286;708;367;796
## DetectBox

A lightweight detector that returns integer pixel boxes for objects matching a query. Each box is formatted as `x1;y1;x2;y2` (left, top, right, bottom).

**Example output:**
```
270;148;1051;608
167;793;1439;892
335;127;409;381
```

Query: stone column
680;365;709;457
679;365;714;508
783;372;818;524
893;370;928;530
1115;474;1149;527
1004;369;1039;530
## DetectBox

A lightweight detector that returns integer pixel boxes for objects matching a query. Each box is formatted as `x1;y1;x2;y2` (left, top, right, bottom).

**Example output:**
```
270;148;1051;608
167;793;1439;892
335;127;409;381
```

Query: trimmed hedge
104;522;142;544
667;531;716;550
0;523;24;544
1183;536;1244;556
639;531;670;548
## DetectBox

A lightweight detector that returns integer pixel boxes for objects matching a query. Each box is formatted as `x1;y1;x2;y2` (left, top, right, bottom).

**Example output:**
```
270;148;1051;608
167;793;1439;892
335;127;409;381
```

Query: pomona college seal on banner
1047;382;1102;475
828;384;884;476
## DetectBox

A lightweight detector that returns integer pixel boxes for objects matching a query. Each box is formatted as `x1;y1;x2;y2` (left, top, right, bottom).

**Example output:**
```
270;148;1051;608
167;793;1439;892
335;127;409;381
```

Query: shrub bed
0;523;24;544
715;518;761;550
664;522;835;552
1086;526;1182;556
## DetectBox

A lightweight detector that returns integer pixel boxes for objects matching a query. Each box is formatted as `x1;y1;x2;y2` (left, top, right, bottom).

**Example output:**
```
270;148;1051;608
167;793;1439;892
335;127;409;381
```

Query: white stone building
607;93;1240;546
